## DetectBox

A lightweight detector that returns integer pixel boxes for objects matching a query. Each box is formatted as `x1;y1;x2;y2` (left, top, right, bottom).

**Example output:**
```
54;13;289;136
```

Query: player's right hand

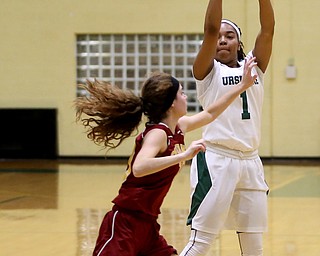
184;139;206;161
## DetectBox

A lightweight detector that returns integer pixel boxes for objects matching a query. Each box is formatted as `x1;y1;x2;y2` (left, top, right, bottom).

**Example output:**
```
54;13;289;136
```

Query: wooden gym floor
0;159;319;255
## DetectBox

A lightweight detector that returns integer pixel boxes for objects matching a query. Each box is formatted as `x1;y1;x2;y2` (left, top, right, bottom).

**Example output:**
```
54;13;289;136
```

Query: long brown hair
75;72;178;149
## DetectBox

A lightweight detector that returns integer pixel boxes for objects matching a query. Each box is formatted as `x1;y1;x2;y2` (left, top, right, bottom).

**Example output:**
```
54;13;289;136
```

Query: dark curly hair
75;72;178;149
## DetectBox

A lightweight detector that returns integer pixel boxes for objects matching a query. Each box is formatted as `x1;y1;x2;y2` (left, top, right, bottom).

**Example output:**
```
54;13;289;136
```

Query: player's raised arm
252;0;275;73
193;0;222;80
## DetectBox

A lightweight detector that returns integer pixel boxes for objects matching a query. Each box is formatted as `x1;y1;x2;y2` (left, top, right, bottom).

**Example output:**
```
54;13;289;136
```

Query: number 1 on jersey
240;91;251;120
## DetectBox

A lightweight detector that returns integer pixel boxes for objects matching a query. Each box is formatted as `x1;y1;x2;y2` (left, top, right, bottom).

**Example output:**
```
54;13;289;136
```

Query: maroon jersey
112;123;185;218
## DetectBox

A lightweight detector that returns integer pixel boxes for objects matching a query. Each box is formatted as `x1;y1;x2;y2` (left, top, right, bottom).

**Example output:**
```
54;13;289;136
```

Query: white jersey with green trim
196;52;264;152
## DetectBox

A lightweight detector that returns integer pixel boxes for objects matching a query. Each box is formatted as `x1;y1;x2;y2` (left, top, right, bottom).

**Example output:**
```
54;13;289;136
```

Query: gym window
76;34;203;112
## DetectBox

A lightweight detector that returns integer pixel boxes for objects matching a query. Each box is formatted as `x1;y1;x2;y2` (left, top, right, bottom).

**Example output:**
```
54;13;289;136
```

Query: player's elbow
132;164;145;177
262;20;275;37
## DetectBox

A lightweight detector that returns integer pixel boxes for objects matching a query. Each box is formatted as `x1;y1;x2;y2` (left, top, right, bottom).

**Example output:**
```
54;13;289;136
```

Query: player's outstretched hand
183;139;206;161
240;56;258;90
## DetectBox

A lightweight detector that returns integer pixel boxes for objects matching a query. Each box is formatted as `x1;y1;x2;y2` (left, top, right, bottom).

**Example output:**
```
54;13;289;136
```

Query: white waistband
206;143;258;159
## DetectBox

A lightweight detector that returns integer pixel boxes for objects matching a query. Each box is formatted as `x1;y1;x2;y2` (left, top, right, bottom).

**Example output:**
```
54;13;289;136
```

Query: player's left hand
241;56;258;90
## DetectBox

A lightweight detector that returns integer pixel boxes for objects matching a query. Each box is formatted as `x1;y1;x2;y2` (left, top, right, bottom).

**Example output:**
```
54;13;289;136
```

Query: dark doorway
0;109;57;159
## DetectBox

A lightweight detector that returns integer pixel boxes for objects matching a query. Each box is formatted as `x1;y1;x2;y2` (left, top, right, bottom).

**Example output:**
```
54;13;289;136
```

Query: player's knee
238;232;263;256
180;229;217;256
180;241;210;255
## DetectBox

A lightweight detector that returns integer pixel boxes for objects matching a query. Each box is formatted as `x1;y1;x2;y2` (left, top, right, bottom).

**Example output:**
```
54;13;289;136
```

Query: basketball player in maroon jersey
75;57;257;256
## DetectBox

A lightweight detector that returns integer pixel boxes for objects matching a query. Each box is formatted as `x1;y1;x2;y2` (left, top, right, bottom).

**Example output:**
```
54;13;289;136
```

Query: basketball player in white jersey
180;0;275;255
